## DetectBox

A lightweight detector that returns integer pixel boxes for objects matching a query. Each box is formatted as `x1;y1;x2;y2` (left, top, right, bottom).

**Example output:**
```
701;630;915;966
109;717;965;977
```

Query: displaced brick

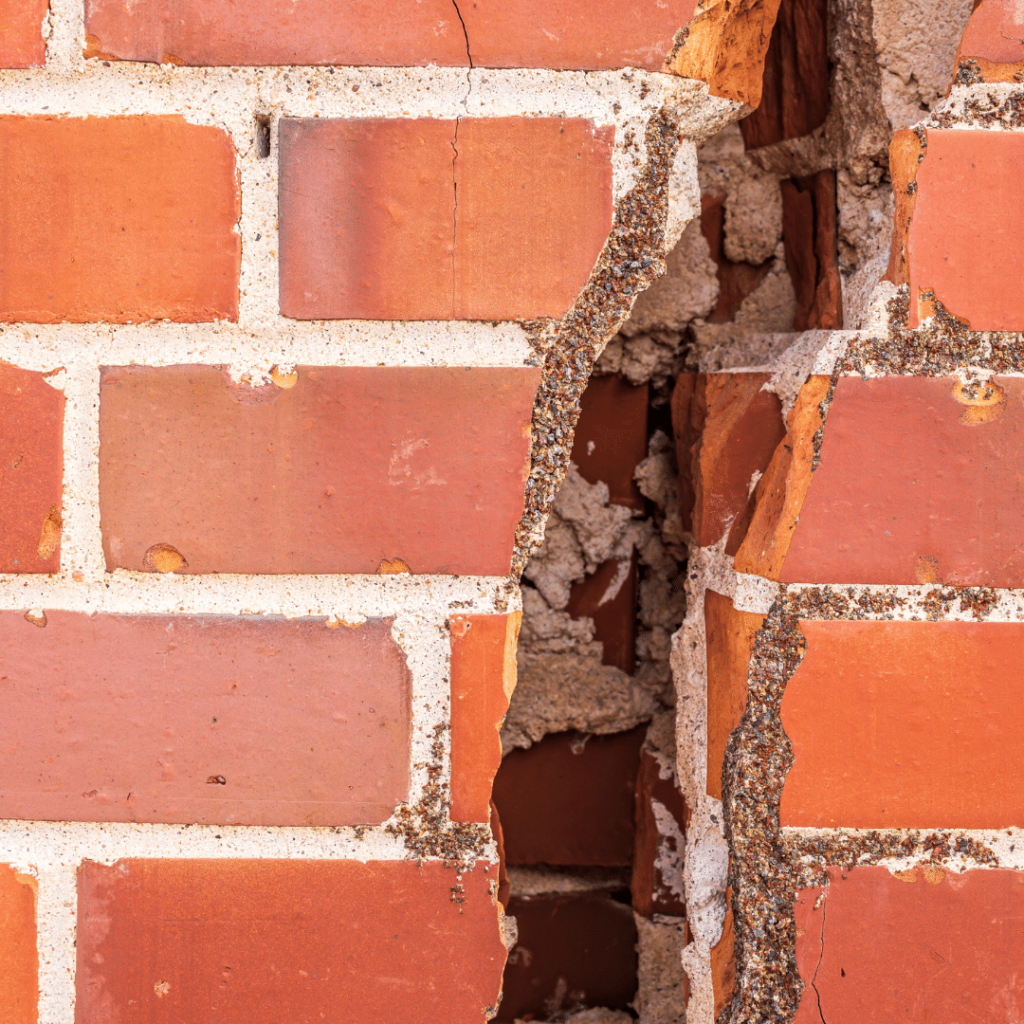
704;590;763;800
450;613;522;824
732;375;829;580
0;864;37;1024
84;0;694;70
566;552;638;674
908;130;1024;330
99;365;540;576
0;611;410;826
793;866;1024;1024
955;0;1024;81
782;376;1024;586
572;374;649;512
0;362;64;573
782;620;1024;829
492;727;645;867
739;0;830;149
77;859;505;1024
0;117;240;324
498;892;638;1023
279;117;613;321
0;0;47;67
631;748;688;917
84;0;468;66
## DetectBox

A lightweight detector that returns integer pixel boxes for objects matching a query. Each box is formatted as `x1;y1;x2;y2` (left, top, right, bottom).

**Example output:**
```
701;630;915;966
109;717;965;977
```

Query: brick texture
909;130;1024;330
85;0;695;70
0;117;240;324
956;0;1024;79
782;376;1024;586
0;611;411;826
279;117;613;321
0;864;37;1024
782;620;1024;829
77;859;506;1024
0;0;47;67
449;613;521;823
99;365;540;576
631;748;687;917
0;362;64;573
794;866;1024;1024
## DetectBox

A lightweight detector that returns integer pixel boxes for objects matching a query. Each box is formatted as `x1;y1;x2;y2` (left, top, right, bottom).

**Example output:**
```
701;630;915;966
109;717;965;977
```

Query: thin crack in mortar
510;107;683;578
717;586;1002;1024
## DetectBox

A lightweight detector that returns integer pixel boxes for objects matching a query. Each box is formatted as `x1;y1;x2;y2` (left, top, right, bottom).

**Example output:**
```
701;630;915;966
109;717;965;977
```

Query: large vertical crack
809;888;829;1024
451;0;474;68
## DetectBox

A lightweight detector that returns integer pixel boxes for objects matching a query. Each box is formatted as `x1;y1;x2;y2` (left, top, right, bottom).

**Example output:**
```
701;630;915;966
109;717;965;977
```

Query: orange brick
711;890;736;1020
705;590;763;800
956;0;1024;79
0;362;64;573
0;117;239;324
449;613;521;823
782;376;1024;586
77;859;506;1024
98;365;540;576
909;130;1024;331
794;866;1024;1024
0;611;411;826
84;0;694;70
279;117;612;321
0;0;47;67
0;864;37;1024
783;620;1024;829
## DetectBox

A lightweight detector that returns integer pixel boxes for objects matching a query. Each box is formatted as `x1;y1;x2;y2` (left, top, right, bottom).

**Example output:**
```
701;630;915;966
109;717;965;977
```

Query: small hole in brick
255;114;272;159
207;775;227;785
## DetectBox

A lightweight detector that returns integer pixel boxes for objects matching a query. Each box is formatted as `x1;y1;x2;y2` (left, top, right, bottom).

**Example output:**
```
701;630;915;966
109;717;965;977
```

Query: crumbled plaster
508;867;632;897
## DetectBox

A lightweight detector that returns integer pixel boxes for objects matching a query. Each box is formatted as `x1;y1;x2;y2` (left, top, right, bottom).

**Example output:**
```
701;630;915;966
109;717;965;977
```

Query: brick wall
0;2;763;1022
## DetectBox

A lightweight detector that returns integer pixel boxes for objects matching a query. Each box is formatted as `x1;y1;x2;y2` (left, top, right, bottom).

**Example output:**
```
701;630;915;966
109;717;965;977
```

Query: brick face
782;376;1024;586
77;859;506;1024
99;365;540;576
0;864;37;1024
449;613;521;824
0;0;47;67
84;0;694;70
0;117;240;324
794;866;1024;1024
0;611;411;826
782;620;1024;829
279;117;613;321
0;362;64;574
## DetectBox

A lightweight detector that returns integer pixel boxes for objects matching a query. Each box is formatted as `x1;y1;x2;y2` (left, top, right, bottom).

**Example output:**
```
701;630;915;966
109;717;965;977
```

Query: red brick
0;864;37;1024
782;376;1024;586
631;747;687;918
566;552;638;674
450;613;521;824
782;620;1024;829
0;0;47;67
99;365;539;576
572;374;649;512
279;118;613;321
711;890;735;1020
794;865;1024;1024
908;130;1024;331
278;119;455;321
0;117;239;324
498;893;637;1023
0;362;64;574
0;610;410;826
492;727;645;867
77;859;505;1024
85;0;468;66
705;590;763;801
84;0;693;70
956;0;1024;79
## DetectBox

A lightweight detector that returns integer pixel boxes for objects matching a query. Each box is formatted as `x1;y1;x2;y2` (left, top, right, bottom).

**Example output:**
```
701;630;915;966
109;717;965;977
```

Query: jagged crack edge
451;0;474;67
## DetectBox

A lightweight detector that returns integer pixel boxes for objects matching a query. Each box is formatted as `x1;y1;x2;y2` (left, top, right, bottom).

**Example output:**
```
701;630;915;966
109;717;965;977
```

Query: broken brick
0;117;240;324
77;859;506;1024
0;864;37;1024
794;865;1024;1024
98;365;540;576
0;611;411;826
782;376;1024;586
449;613;521;824
0;362;64;573
492;727;645;867
783;620;1024;829
566;552;639;674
